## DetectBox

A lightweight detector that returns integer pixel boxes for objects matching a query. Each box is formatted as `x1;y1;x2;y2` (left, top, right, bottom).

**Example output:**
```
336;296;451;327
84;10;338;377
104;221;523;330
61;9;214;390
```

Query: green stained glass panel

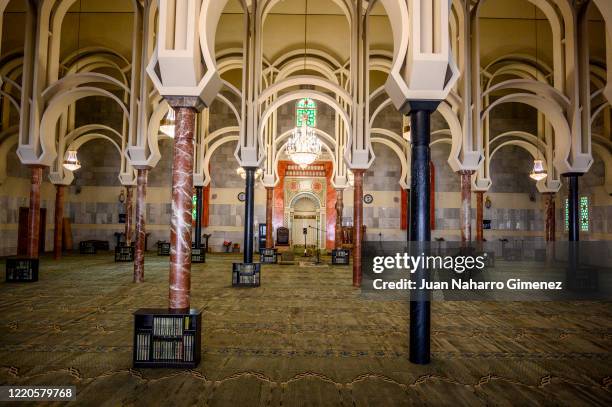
564;196;589;232
580;196;589;232
296;98;317;127
565;198;569;231
192;194;198;220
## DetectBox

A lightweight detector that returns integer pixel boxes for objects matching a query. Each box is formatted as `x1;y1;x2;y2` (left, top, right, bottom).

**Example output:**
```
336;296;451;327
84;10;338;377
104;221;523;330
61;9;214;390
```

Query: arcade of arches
0;0;611;405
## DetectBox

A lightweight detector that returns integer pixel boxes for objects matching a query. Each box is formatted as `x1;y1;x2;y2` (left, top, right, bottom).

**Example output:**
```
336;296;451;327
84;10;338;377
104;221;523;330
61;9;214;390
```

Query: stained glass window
192;194;198;221
564;196;589;232
580;196;589;232
296;98;317;127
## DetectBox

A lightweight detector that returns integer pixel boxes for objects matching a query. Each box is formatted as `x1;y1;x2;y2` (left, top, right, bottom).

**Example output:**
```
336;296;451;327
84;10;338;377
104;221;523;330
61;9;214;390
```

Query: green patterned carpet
0;253;610;406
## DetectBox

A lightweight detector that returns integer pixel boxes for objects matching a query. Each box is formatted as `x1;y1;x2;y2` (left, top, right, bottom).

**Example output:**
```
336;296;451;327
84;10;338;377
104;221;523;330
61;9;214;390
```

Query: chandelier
287;116;322;169
63;150;81;171
160;108;176;138
529;159;547;181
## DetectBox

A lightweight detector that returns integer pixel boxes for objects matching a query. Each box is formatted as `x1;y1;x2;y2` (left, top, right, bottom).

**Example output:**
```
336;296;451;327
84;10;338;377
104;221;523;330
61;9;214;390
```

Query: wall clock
238;192;246;202
363;194;374;204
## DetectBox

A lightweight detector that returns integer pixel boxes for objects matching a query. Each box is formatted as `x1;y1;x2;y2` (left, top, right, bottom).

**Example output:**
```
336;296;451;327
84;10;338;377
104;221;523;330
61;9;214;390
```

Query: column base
232;263;261;287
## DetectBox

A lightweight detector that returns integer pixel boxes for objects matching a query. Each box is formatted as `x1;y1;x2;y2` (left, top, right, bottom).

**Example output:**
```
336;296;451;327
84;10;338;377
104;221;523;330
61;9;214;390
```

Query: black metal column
408;102;438;365
194;186;203;248
243;167;256;264
567;175;579;242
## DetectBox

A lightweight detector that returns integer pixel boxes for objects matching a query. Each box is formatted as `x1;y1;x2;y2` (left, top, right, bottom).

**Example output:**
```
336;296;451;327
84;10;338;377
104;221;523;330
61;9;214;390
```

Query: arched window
296;98;317;127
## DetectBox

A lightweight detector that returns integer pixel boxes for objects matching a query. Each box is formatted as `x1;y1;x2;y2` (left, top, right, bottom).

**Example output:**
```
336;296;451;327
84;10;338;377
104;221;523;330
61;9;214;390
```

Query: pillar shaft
475;191;484;242
195;186;203;248
545;193;556;242
134;168;148;283
265;187;274;248
460;171;474;244
408;103;438;366
352;170;365;287
125;186;134;245
169;107;196;310
567;175;579;242
243;167;256;263
335;189;344;248
27;166;44;258
53;185;65;259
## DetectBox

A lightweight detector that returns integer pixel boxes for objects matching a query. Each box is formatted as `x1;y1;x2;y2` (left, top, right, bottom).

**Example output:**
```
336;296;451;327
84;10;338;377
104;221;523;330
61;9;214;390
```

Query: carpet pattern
0;253;610;406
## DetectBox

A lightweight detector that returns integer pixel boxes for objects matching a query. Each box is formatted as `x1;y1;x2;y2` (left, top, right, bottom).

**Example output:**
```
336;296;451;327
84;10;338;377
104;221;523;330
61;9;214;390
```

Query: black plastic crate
232;263;261;287
192;248;205;263
157;242;170;256
331;249;350;265
133;308;202;369
6;257;39;282
260;248;277;264
115;245;135;262
79;241;97;254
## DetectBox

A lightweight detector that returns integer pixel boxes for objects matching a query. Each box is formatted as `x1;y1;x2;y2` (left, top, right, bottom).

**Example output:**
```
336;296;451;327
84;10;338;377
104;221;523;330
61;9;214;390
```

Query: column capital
164;96;207;112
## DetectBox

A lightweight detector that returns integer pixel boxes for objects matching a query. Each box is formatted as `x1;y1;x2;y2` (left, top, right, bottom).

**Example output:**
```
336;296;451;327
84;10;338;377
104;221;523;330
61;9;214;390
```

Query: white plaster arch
489;139;556;193
0;128;18;185
38;87;129;165
481;93;572;174
370;136;408;189
259;76;352;107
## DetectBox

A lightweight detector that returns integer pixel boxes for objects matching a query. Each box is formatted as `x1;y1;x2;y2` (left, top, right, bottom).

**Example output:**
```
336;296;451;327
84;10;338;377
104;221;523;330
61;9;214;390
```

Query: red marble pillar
352;169;365;287
53;185;65;259
27;165;44;258
335;189;344;248
545;193;556;242
460;171;474;245
475;191;484;242
265;187;274;248
134;168;149;283
124;186;134;245
169;106;196;310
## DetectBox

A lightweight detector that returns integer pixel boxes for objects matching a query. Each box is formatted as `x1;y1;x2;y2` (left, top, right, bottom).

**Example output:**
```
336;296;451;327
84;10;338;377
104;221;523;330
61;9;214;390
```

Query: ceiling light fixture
63;150;81;171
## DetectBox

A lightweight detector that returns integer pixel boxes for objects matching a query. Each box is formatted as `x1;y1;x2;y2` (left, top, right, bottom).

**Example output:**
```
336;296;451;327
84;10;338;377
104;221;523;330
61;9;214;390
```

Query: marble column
335;189;344;248
53;185;65;259
460;170;474;245
265;187;274;248
545;193;556;242
134;168;148;283
169;106;197;310
27;165;44;258
352;169;365;287
475;191;484;242
125;186;134;245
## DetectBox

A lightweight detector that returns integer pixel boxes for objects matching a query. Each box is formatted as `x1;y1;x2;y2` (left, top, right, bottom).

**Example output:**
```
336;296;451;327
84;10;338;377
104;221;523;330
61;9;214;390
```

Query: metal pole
243;167;256;264
408;102;438;365
195;186;203;248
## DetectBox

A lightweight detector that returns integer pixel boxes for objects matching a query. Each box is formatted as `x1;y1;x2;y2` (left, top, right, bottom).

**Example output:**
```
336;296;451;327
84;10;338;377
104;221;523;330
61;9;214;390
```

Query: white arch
39;87;129;164
481;93;572;174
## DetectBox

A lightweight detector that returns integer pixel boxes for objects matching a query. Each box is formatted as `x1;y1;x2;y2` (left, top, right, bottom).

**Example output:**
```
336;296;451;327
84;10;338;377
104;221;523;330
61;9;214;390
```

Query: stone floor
0;253;610;406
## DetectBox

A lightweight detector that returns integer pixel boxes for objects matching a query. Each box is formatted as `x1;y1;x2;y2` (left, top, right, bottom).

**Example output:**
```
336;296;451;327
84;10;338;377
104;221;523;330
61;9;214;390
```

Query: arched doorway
288;192;325;249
